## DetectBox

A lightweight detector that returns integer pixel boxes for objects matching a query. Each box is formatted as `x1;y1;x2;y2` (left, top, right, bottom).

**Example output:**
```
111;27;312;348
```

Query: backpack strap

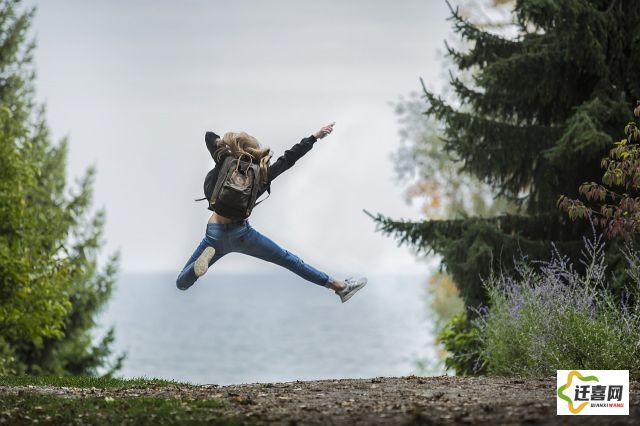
254;186;271;207
209;156;237;207
244;162;262;216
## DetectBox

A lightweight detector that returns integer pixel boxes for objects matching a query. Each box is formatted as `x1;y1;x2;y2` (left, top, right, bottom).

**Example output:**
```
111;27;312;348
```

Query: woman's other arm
205;131;221;161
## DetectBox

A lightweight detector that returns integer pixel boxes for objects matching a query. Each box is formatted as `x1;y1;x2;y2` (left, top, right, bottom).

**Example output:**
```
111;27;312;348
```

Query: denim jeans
176;220;332;290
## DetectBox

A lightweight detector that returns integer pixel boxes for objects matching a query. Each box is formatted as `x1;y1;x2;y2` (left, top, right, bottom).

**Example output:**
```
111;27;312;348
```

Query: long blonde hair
214;131;272;187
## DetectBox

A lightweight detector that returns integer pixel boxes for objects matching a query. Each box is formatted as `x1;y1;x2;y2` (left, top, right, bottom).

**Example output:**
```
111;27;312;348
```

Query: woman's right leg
233;225;334;288
176;237;225;290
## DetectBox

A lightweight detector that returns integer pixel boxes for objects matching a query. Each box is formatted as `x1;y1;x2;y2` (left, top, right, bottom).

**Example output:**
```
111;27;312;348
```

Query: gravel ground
1;375;638;425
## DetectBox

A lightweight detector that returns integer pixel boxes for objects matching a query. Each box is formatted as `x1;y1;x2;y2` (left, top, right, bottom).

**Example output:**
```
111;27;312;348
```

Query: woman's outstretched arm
266;122;335;183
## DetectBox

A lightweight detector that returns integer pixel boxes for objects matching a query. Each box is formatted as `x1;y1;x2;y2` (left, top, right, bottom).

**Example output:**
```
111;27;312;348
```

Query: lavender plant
473;225;640;379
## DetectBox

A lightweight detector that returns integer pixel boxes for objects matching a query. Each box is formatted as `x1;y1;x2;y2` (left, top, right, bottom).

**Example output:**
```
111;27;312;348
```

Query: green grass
0;375;187;388
0;394;246;425
0;376;250;425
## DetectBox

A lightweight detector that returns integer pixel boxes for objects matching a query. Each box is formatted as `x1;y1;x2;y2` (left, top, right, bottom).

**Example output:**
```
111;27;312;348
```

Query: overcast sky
25;0;455;277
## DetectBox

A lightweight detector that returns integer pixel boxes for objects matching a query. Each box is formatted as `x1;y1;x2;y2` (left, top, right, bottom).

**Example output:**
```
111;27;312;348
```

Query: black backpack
200;153;268;220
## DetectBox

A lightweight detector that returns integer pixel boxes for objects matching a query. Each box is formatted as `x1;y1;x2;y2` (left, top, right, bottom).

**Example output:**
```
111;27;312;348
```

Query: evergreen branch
605;0;619;14
368;210;583;306
443;0;519;71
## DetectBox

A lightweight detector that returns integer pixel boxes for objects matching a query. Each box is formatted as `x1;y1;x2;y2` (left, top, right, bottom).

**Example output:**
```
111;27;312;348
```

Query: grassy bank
0;375;182;388
0;376;247;425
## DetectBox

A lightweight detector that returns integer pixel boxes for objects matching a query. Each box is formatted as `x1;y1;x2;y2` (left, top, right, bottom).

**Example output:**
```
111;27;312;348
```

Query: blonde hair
214;131;272;187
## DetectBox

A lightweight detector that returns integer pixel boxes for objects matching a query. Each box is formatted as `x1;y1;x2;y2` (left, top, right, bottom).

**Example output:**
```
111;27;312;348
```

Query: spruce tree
370;0;640;308
0;0;122;375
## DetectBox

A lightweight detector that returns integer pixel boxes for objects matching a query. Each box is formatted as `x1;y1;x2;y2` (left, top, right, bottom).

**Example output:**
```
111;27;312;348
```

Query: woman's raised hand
314;122;336;140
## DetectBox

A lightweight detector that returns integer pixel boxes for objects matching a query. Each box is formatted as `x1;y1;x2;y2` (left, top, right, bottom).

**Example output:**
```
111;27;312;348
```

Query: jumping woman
176;122;367;303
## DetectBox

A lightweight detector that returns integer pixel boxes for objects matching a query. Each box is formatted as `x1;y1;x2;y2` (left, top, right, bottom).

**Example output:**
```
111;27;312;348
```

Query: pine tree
370;0;640;308
0;0;122;375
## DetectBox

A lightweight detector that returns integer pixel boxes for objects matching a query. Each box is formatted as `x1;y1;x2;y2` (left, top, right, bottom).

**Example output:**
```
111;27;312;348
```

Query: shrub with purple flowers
473;226;640;379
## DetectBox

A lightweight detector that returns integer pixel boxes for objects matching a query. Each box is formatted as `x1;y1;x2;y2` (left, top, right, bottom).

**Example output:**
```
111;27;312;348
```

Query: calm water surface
96;272;439;385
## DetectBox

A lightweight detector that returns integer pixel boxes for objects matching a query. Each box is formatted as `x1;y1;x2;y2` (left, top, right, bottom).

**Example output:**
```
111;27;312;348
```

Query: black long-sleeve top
204;131;318;199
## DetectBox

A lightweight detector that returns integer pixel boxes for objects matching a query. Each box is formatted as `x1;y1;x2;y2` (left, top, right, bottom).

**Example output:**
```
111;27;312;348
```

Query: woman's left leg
233;225;333;287
176;237;225;290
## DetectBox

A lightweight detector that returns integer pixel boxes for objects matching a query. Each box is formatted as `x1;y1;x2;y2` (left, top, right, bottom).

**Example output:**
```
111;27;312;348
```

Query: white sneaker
336;277;367;303
194;246;216;277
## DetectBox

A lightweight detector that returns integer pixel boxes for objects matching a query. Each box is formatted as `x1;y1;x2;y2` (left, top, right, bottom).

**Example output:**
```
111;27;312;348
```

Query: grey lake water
95;272;439;385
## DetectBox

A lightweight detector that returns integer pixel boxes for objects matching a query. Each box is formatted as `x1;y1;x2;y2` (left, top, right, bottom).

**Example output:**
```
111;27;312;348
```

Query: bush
437;312;485;375
474;228;640;379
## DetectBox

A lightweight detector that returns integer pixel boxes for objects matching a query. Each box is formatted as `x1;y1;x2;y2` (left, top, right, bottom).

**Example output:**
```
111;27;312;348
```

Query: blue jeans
176;220;332;290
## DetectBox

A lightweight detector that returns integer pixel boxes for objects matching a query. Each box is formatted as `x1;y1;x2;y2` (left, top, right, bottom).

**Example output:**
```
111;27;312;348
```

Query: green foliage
0;0;121;375
437;312;485;375
372;0;640;308
0;338;17;375
475;233;640;379
365;210;585;307
559;102;640;240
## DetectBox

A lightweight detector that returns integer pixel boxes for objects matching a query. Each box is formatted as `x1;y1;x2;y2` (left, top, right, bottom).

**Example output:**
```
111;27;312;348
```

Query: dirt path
1;375;638;425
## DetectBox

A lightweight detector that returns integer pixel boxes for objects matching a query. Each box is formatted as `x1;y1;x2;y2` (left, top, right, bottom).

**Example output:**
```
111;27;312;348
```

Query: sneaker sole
341;278;368;303
194;246;216;277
